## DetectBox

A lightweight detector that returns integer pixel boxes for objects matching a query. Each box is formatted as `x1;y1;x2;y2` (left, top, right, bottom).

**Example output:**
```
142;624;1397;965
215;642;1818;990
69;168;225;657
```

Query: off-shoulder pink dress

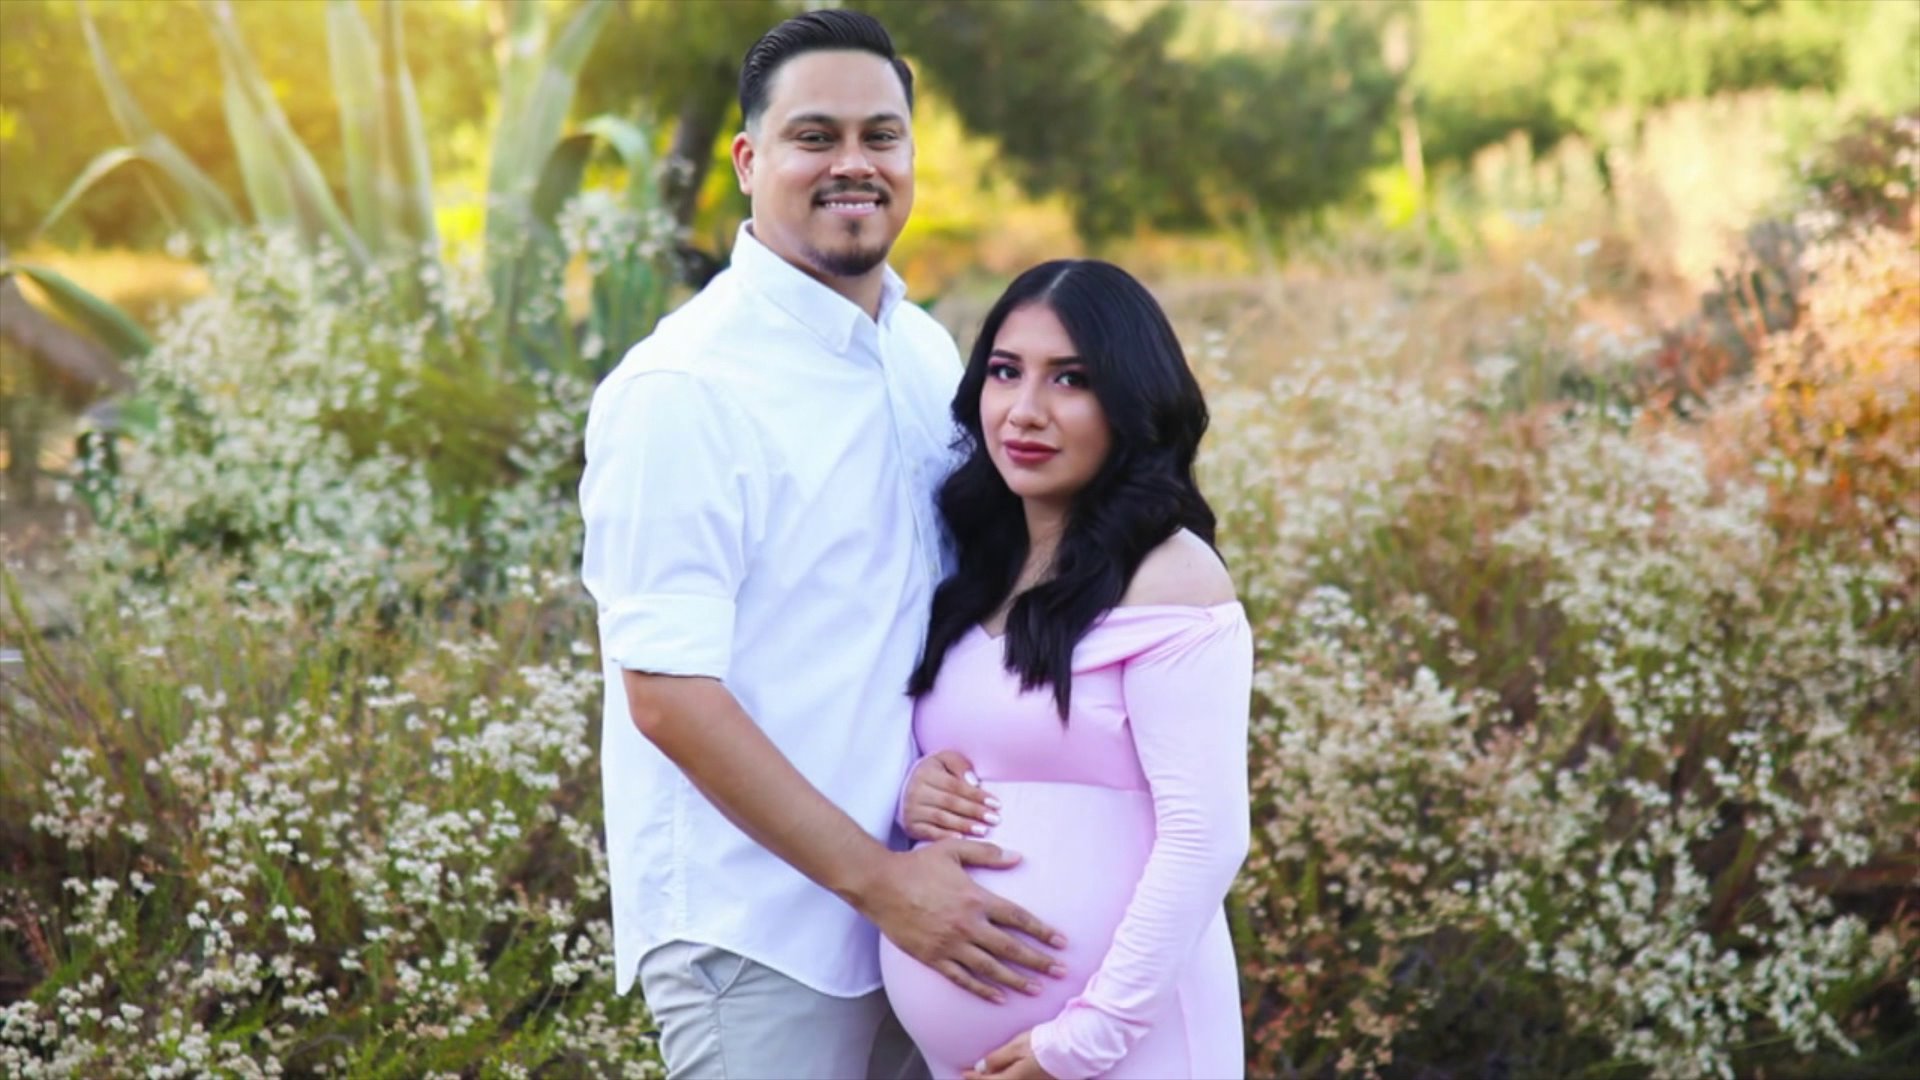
880;603;1252;1080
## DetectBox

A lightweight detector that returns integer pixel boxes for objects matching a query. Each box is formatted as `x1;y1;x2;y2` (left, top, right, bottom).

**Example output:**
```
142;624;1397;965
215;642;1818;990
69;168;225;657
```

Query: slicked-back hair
906;261;1221;720
739;9;913;130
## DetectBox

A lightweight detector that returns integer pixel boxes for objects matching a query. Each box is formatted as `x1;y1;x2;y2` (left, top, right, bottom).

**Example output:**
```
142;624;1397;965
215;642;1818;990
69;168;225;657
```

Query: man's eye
797;132;831;145
868;131;900;143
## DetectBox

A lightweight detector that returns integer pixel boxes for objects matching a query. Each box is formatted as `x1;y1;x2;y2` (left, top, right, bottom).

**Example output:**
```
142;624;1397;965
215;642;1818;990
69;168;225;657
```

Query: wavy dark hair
906;260;1219;718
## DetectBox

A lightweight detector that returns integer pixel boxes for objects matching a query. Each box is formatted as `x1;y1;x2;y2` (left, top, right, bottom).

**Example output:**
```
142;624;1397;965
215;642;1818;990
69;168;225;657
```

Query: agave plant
3;0;672;385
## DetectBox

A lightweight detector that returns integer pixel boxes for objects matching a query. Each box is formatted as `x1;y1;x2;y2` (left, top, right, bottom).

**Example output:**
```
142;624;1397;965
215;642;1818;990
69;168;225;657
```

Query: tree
576;0;1398;247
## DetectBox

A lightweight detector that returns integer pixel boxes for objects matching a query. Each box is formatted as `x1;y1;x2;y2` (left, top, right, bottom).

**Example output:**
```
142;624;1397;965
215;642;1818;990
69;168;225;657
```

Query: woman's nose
1007;385;1044;428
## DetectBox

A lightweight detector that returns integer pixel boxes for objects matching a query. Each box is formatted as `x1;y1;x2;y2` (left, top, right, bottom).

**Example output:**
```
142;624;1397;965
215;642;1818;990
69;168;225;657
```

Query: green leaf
36;148;171;241
77;1;240;242
2;262;154;360
483;0;615;350
196;0;369;265
327;0;390;251
219;48;300;233
377;0;438;256
578;113;659;208
530;134;595;229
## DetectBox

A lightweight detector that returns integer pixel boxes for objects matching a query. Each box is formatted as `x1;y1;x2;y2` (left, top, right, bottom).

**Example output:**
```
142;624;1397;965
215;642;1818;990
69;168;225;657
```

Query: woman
879;260;1252;1080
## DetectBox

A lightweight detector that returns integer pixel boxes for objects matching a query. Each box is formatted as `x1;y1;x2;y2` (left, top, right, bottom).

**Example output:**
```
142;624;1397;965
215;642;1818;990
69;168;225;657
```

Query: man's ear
730;131;755;196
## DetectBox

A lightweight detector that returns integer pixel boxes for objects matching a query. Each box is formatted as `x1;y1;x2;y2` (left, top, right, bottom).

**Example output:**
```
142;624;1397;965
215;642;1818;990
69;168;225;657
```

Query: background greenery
2;0;1916;1076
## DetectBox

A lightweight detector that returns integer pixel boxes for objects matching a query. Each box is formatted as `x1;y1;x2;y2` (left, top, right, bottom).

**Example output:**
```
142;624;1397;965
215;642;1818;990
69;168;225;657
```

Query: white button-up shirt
580;222;962;997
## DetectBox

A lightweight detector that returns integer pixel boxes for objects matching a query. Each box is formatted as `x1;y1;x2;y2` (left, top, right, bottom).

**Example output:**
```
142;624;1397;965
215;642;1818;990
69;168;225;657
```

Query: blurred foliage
16;0;1916;254
1732;224;1920;558
860;0;1398;242
1801;111;1920;234
0;0;494;250
1412;0;1918;167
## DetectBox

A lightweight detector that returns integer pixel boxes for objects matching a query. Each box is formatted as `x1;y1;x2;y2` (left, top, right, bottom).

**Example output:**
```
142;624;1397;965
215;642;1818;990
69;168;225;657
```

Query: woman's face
980;302;1112;510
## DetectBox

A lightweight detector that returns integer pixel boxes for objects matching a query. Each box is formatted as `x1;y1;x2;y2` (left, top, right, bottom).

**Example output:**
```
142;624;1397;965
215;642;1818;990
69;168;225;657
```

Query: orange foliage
1716;225;1920;550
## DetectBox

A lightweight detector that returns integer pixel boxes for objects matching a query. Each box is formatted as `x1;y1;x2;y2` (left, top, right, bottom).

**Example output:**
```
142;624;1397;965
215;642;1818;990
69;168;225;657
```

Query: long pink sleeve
1028;610;1253;1078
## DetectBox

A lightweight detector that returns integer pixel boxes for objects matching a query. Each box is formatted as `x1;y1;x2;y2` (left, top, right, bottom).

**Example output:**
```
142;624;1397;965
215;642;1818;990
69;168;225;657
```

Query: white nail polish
964;770;980;787
970;823;988;836
985;811;1001;825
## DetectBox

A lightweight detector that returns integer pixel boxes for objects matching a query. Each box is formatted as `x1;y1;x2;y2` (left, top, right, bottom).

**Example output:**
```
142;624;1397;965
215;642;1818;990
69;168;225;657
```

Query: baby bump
880;781;1154;1074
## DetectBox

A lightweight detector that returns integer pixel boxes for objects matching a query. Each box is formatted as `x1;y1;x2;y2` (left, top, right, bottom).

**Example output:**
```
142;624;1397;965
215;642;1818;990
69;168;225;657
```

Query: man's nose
832;145;876;179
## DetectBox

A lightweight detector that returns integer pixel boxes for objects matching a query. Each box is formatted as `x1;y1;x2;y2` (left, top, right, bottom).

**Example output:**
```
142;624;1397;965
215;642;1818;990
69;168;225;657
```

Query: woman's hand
961;1030;1058;1080
902;749;1001;843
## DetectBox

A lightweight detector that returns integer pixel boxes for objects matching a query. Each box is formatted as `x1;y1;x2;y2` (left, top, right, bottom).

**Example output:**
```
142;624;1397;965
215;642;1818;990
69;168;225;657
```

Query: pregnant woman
880;260;1252;1080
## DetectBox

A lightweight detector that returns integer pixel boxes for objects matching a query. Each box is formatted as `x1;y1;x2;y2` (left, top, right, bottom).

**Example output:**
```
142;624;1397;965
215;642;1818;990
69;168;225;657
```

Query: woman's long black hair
906;260;1219;718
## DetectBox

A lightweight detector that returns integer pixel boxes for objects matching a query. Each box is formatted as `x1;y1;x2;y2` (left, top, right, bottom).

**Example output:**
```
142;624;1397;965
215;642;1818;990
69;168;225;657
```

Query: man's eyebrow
782;111;908;130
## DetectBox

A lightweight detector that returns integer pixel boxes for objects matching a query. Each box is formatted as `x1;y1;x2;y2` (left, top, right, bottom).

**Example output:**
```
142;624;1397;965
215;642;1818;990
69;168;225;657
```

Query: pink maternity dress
880;602;1253;1080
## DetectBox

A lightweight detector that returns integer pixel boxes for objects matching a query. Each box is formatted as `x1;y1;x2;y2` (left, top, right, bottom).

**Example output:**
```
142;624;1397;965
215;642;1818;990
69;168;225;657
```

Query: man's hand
860;840;1067;1002
902;750;1000;842
962;1030;1057;1080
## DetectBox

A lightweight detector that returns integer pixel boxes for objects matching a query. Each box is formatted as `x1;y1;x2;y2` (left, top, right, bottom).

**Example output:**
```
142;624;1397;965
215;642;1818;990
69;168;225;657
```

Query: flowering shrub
1712;225;1920;553
3;220;655;1074
67;230;602;617
1;563;658;1077
1207;227;1918;1077
5;222;1915;1075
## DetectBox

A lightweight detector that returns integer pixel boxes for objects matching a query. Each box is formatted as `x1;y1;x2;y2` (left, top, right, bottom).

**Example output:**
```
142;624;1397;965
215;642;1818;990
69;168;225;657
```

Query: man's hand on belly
854;841;1069;1003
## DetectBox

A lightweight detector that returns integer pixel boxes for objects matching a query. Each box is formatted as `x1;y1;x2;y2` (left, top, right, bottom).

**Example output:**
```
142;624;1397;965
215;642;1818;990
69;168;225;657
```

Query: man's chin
803;240;892;280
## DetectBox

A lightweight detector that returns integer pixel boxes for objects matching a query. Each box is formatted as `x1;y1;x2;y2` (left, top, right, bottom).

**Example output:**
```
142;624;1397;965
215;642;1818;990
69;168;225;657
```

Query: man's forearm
623;671;889;909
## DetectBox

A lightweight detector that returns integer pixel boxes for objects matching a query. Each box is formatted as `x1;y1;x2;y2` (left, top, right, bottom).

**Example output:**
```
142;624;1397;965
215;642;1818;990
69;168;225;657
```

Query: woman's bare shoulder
1119;528;1236;608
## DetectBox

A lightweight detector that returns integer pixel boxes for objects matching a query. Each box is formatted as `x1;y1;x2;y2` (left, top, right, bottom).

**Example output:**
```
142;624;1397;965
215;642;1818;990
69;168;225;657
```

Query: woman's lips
1002;441;1058;466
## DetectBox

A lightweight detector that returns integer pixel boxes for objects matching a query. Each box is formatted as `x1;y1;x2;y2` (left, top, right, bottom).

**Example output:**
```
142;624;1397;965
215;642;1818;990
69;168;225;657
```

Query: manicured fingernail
975;1060;988;1072
1022;980;1041;996
964;771;980;787
1050;934;1068;948
984;795;1002;809
984;811;1001;824
1050;963;1069;977
970;823;989;837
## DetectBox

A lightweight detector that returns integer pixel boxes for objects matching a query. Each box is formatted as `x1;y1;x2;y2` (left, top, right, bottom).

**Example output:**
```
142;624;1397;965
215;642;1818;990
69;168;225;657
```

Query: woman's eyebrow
989;347;1082;366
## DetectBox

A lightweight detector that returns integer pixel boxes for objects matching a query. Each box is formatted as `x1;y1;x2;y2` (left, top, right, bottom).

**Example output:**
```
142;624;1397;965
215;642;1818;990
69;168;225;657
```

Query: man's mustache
814;182;889;203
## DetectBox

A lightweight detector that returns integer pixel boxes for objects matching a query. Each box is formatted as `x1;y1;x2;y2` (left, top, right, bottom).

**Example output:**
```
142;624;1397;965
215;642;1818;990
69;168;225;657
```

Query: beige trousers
639;941;927;1080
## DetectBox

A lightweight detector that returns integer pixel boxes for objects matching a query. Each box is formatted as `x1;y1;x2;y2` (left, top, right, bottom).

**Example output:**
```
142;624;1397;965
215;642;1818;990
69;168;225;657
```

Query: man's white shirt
580;222;962;996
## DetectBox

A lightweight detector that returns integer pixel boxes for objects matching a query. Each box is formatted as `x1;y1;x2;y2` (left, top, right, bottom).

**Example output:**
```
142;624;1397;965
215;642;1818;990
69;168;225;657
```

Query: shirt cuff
598;592;736;681
895;753;931;833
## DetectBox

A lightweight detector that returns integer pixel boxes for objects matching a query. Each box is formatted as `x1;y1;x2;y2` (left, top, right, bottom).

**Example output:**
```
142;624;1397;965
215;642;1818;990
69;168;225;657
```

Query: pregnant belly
880;781;1154;1073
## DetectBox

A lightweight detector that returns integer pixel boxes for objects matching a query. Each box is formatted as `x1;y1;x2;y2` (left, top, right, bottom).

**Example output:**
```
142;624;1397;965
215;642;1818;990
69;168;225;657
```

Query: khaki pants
640;941;927;1080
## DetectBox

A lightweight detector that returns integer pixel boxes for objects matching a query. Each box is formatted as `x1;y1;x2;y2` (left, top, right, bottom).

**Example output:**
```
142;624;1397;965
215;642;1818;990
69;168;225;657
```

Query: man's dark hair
738;9;914;129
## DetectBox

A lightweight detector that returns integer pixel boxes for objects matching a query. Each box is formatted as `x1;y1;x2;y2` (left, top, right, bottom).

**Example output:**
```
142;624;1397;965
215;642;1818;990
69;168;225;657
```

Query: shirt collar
731;221;908;354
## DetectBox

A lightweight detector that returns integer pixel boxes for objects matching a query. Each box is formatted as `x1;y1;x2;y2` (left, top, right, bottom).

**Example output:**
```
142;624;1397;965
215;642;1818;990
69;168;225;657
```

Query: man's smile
816;188;887;217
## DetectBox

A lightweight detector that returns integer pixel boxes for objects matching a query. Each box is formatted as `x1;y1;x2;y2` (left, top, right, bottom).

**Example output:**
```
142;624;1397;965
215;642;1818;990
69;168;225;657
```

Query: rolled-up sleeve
580;370;759;682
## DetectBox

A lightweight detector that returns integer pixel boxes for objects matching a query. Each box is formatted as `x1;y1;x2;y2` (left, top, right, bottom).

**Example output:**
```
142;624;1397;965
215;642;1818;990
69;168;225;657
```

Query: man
579;11;1064;1079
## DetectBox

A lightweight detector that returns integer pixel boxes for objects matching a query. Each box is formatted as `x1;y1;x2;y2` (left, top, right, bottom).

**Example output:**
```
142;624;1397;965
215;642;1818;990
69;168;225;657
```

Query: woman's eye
1057;370;1090;389
987;362;1019;381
